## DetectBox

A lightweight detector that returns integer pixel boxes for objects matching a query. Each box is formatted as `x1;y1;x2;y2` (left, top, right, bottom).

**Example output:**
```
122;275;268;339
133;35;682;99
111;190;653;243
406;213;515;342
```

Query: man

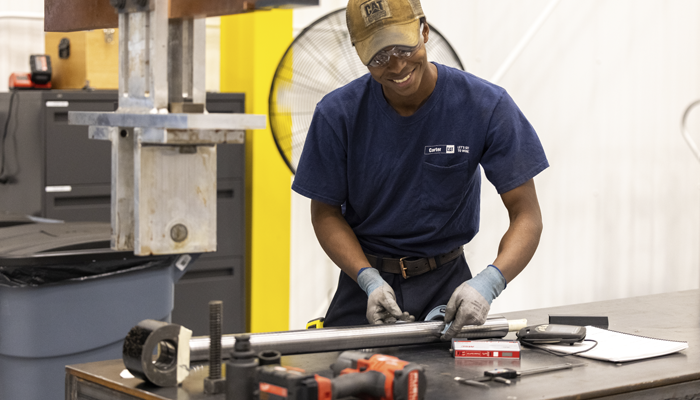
292;0;548;340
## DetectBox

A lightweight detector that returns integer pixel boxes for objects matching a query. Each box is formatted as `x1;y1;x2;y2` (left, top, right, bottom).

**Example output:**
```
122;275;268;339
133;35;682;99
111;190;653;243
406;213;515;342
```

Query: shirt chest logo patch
424;145;469;155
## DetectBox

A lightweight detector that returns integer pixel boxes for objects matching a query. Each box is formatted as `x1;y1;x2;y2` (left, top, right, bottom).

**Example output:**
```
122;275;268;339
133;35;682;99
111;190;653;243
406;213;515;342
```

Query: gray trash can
0;221;192;400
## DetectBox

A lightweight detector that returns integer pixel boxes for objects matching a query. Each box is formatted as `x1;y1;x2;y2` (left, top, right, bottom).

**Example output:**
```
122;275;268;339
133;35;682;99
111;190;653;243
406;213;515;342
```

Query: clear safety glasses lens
368;44;420;67
367;23;424;68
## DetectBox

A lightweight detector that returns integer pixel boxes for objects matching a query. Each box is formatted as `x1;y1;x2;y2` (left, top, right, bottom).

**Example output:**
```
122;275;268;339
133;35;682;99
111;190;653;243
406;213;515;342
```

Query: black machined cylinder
122;320;182;387
258;350;282;366
225;335;259;400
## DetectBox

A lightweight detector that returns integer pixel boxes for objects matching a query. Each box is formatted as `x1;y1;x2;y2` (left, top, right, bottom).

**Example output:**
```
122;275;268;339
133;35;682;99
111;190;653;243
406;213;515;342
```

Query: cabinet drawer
44;184;111;222
173;267;246;336
44;99;116;186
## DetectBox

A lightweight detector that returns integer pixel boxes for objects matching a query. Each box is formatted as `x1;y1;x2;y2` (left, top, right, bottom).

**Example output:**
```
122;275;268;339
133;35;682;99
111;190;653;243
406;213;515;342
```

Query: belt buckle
399;257;409;279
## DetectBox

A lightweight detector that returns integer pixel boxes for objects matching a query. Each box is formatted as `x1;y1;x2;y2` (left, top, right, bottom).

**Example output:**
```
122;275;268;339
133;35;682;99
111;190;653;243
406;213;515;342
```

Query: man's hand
441;265;506;340
366;283;415;324
359;267;415;324
441;281;490;339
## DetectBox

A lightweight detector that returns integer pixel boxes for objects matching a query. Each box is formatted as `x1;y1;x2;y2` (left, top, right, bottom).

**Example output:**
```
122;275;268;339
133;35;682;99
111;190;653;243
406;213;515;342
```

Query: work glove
358;267;415;325
441;265;506;341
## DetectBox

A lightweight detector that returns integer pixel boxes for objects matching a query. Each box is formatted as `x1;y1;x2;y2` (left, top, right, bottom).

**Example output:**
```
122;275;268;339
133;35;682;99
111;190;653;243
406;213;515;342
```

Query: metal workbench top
66;289;700;400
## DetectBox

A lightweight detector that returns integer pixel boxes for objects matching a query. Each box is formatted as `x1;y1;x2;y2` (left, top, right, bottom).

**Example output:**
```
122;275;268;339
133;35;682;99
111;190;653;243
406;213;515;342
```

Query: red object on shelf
9;73;52;90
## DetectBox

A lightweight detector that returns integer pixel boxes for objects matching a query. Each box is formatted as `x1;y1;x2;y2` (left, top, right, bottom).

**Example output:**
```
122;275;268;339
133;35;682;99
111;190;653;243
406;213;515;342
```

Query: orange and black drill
256;351;426;400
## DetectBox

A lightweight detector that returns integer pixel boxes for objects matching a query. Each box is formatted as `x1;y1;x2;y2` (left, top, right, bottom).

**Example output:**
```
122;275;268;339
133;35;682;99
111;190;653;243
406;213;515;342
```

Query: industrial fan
269;8;464;174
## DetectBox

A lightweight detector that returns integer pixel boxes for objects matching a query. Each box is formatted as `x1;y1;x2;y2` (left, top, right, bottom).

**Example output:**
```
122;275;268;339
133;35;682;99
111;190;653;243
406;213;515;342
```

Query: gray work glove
441;265;506;340
358;267;415;325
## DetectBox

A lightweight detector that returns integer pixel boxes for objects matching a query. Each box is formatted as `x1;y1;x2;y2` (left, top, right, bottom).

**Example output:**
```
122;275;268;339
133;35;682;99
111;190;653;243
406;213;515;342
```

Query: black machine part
58;38;70;59
484;368;519;379
29;55;52;85
225;335;259;400
517;324;586;344
258;350;282;366
122;320;188;387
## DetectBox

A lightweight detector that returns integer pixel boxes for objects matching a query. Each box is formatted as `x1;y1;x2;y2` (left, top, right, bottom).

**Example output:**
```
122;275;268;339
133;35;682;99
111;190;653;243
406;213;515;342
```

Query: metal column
69;0;265;256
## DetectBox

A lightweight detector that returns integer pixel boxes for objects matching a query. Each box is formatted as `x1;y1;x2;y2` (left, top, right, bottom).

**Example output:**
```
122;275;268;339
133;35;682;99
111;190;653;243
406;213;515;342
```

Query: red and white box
451;340;521;359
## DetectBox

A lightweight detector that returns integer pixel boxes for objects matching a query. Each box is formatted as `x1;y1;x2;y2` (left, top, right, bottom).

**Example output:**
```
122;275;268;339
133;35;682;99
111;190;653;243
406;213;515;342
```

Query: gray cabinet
0;90;246;336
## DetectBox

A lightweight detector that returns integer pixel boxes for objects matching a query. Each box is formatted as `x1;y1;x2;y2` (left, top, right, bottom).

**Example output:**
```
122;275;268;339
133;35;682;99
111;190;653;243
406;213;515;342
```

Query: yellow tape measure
306;317;325;329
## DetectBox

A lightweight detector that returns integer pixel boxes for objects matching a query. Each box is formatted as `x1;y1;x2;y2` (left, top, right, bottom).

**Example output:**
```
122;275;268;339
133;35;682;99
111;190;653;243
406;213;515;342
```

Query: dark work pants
323;254;473;327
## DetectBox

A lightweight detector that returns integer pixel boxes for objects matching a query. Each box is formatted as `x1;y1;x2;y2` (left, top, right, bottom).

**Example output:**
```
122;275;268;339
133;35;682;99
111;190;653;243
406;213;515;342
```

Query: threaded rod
208;300;223;379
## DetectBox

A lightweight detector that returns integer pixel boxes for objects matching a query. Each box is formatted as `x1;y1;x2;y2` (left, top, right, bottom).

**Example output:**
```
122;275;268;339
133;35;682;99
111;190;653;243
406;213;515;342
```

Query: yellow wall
45;30;119;90
220;10;293;333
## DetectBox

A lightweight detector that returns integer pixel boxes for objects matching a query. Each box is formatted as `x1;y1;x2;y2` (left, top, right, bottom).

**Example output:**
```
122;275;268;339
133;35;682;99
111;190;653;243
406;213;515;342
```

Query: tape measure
306;317;325;329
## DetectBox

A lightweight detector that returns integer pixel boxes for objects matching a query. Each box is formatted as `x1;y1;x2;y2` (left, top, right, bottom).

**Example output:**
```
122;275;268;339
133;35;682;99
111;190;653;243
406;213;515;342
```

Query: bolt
170;224;187;242
204;301;225;394
209;301;223;379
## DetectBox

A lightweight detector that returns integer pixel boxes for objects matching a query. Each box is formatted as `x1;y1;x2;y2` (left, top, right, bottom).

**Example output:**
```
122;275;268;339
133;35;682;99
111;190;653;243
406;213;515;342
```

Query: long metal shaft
190;316;524;362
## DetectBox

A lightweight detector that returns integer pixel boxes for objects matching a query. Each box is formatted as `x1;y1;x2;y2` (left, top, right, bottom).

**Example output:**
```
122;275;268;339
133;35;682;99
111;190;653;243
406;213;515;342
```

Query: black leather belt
364;246;464;279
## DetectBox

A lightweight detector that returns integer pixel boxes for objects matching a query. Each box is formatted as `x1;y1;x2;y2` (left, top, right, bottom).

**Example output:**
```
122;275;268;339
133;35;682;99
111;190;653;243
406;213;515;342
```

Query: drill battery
257;365;325;400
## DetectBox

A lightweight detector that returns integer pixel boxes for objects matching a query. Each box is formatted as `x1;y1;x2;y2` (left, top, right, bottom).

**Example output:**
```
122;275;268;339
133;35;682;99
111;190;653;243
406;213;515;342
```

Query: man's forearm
492;179;543;283
310;199;371;282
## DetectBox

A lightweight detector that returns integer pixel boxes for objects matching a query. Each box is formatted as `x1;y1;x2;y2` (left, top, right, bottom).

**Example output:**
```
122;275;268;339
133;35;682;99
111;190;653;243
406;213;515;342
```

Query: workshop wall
288;0;700;328
0;0;45;92
0;3;221;93
289;0;346;329
446;0;700;314
1;0;697;330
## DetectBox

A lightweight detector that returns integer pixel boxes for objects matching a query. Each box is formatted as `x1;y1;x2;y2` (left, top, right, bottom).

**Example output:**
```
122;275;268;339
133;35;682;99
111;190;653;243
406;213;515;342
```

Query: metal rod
190;316;520;362
208;301;223;379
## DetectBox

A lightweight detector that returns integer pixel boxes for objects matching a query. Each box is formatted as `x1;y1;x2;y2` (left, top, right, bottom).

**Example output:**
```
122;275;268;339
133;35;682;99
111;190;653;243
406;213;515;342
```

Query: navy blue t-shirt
292;63;548;258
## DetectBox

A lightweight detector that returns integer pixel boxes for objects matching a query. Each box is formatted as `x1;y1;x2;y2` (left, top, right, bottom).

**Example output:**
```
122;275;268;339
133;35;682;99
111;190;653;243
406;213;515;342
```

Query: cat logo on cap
361;0;393;26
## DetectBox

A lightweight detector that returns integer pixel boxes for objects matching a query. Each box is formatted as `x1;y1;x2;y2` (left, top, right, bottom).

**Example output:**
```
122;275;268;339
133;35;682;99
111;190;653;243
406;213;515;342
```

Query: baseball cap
346;0;425;65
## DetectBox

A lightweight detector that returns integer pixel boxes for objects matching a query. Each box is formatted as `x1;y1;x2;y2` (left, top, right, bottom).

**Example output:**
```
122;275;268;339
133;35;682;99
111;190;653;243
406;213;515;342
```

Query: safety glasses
367;24;424;68
368;44;421;68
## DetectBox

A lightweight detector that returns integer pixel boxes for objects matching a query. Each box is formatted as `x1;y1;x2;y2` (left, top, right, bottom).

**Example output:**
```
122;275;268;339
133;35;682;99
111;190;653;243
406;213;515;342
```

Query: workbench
65;289;700;400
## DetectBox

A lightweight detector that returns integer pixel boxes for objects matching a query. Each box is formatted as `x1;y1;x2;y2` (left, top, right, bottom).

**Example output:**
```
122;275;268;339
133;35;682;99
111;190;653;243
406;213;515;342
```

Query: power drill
255;351;426;400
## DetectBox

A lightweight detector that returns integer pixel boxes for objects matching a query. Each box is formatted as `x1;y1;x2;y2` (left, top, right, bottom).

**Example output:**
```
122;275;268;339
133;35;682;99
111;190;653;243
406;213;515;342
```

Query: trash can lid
0;221;145;265
0;211;35;228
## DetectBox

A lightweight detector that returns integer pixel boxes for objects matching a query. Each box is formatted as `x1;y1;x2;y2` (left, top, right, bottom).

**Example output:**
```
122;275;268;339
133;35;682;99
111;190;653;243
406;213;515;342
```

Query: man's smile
392;71;413;84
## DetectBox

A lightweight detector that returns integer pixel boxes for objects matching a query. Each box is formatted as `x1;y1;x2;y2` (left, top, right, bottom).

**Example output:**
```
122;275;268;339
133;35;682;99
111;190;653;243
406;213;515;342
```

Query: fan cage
269;8;464;174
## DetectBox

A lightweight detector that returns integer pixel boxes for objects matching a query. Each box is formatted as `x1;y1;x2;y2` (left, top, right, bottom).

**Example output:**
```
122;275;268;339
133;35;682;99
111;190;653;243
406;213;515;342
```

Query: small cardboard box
45;30;119;90
452;340;521;359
